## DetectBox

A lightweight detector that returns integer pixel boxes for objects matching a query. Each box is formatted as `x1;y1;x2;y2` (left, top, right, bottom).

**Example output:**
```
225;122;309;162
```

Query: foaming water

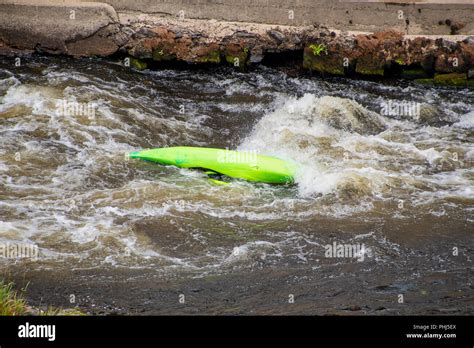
240;93;473;204
0;57;472;281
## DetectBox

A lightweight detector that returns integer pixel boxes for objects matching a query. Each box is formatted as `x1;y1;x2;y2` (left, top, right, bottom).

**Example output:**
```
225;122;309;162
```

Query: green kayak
129;146;298;184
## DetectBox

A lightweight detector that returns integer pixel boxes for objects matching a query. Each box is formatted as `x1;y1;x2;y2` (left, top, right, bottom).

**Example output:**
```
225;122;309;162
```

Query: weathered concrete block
0;1;118;54
66;25;119;57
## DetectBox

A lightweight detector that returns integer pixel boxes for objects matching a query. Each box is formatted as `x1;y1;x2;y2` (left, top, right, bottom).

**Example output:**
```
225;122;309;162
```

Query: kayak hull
129;147;297;184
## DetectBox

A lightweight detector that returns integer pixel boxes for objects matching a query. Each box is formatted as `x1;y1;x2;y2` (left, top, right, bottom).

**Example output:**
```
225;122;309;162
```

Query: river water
0;56;472;314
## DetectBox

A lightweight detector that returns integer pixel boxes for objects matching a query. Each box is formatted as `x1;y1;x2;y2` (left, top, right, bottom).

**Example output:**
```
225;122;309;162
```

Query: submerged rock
418;105;453;127
316;96;387;135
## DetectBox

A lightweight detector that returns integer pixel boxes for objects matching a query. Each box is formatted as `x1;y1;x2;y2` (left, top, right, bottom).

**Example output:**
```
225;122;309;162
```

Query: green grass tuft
309;43;328;56
0;281;28;316
0;280;86;316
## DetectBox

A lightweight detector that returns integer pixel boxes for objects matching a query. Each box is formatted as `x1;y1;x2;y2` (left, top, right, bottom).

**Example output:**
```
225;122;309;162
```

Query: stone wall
0;1;473;86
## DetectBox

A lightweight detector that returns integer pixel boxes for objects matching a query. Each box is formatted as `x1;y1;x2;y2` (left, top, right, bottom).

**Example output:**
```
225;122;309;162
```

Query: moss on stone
394;57;405;66
355;66;384;76
401;68;430;79
416;74;474;87
152;47;175;61
303;50;345;76
225;55;235;64
208;50;222;63
302;54;314;71
225;49;249;70
414;78;435;86
309;61;344;75
129;57;147;70
434;73;472;86
197;50;221;64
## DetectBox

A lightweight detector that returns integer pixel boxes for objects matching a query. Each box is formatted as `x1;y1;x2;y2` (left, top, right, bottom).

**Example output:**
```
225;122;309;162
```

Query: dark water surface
0;56;472;314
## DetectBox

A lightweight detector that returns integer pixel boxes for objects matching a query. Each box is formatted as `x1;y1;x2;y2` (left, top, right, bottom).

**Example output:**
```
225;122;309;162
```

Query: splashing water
0;57;472;292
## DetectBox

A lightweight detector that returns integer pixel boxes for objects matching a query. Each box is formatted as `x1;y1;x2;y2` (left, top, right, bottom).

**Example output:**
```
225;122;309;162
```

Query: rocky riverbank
1;1;473;85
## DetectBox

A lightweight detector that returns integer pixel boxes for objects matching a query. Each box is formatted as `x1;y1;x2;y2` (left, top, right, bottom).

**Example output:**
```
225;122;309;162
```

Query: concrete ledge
86;0;474;35
0;1;118;54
